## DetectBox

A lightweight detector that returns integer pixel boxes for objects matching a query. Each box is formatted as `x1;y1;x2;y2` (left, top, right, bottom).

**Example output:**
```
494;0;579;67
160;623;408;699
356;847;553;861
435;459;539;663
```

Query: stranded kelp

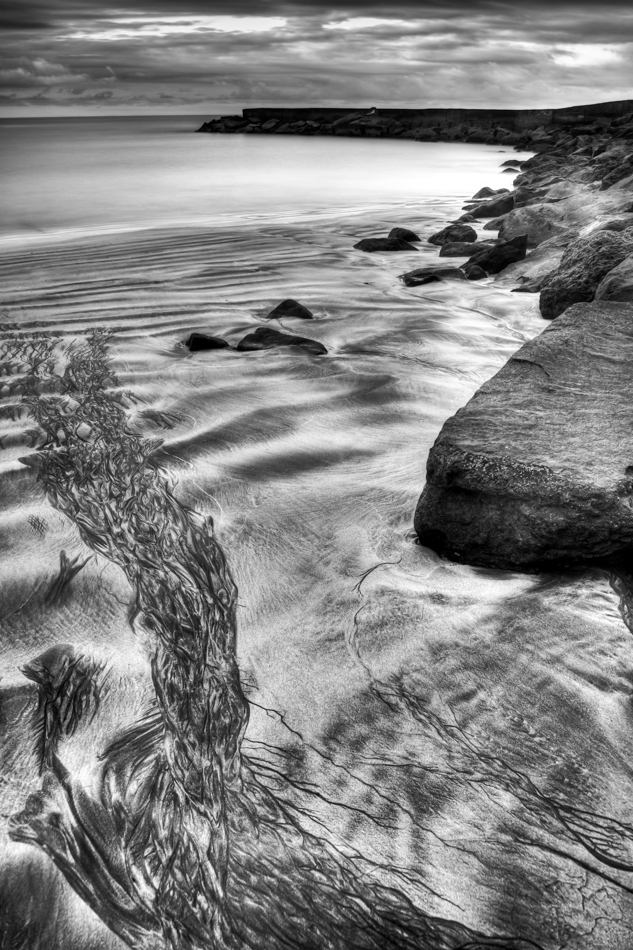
3;330;536;950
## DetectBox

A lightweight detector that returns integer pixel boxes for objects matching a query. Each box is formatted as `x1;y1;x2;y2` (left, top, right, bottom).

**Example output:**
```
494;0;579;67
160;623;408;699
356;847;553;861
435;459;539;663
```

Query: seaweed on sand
4;330;539;950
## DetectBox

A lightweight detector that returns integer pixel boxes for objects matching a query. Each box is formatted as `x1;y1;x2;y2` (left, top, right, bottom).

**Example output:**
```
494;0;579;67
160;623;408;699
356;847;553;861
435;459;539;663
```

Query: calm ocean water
0;114;527;242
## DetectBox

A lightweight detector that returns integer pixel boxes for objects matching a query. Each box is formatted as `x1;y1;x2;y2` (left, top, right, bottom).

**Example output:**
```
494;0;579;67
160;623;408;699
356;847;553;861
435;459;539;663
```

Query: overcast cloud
1;0;632;114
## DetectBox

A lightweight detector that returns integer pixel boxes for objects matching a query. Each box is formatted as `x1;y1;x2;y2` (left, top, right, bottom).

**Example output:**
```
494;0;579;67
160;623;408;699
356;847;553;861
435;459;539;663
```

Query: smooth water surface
0;114;527;242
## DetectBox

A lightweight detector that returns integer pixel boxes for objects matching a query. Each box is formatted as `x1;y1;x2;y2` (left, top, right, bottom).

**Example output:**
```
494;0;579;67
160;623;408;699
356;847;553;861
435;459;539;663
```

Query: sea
2;113;528;243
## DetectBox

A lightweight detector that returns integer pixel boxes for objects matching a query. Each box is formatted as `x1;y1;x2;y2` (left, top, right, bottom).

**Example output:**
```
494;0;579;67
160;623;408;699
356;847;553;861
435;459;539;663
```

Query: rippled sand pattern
2;208;633;949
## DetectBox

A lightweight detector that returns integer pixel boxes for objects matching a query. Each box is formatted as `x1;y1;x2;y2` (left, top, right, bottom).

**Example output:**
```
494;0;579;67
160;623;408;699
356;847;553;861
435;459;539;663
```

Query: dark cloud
0;0;631;113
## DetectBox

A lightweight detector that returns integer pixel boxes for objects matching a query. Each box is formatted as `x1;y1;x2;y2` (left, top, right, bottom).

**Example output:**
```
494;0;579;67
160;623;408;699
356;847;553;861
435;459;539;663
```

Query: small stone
75;423;93;442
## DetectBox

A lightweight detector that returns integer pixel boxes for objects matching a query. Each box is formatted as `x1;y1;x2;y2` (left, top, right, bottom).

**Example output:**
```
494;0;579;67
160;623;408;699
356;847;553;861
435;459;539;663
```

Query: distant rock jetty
197;99;633;147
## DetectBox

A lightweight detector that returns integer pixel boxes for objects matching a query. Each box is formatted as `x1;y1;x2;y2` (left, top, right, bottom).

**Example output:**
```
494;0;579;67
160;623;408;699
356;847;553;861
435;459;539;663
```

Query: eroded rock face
428;224;477;246
414;302;633;571
595;254;633;301
236;327;327;355
540;229;633;318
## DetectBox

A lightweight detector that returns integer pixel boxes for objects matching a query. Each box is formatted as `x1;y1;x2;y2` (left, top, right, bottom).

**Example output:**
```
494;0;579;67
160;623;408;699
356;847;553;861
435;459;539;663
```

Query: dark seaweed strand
6;331;538;950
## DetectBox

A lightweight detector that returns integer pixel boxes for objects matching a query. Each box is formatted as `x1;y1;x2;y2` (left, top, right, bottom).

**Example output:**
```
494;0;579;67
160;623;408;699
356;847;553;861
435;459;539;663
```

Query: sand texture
2;208;633;949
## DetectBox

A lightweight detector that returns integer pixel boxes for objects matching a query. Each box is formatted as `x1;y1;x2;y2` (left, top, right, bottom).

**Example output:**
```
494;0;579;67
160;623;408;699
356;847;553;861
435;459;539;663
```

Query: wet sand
2;203;633;948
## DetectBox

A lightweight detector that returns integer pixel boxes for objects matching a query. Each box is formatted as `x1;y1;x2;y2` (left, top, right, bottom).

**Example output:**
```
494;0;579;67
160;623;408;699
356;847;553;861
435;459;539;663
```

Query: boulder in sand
354;237;418;252
267;299;313;319
185;332;230;351
400;266;465;286
236;327;327;355
465;234;528;274
428;224;477;246
388;227;420;241
595;254;633;302
414;302;633;570
540;229;633;318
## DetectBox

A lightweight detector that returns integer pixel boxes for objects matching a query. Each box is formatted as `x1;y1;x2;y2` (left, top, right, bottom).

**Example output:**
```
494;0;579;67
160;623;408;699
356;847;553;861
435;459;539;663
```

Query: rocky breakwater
197;99;633;146
414;107;633;570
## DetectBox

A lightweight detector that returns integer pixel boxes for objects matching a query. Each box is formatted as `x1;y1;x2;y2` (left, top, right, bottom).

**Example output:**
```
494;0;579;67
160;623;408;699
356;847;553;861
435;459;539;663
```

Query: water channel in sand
2;121;633;948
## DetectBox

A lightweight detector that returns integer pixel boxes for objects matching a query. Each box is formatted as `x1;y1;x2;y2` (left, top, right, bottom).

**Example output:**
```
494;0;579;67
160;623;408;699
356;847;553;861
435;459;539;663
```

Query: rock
469;194;515;217
428;224;477;246
75;423;93;442
185;332;230;351
500;160;522;168
465;235;528;274
600;160;633;190
470;186;509;201
540;229;633;318
497;205;571;246
462;264;488;280
388;227;420;241
598;217;633;232
399;266;466;287
595;254;633;302
236;327;327;355
267;299;314;319
353;238;418;252
511;273;553;293
455;212;478;223
440;241;496;258
414;302;633;570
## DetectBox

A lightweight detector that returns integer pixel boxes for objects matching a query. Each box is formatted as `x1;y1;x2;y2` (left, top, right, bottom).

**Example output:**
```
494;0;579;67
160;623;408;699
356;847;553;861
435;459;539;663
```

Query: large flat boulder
414;302;633;571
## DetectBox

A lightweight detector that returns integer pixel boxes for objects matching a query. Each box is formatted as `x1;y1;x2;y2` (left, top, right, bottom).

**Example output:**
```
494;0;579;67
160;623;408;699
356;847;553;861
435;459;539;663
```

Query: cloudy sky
1;0;632;115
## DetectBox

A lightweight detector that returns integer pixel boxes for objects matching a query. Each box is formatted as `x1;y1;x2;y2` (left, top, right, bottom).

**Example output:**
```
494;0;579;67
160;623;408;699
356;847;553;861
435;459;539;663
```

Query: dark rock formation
267;299;314;319
595;254;633;301
399;266;465;286
497;206;571;246
462;264;488;280
354;237;418;252
428;224;477;246
540;229;633;318
470;187;509;201
600;159;633;190
468;194;515;218
501;160;522;168
464;235;528;274
439;241;496;257
185;333;230;351
236;327;327;355
388;227;420;241
414;302;633;570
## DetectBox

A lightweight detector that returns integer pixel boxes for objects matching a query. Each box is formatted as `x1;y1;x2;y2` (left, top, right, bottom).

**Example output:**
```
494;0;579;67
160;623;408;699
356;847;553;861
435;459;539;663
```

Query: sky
1;0;632;116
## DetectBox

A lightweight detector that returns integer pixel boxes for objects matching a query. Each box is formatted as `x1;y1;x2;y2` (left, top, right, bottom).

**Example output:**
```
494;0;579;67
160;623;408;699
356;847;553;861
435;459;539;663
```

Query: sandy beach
3;171;633;949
